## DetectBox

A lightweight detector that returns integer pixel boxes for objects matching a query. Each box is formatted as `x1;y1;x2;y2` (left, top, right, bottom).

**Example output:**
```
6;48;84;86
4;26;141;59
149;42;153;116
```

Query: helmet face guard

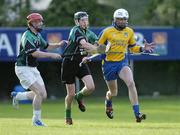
113;9;129;30
113;18;128;30
27;13;44;32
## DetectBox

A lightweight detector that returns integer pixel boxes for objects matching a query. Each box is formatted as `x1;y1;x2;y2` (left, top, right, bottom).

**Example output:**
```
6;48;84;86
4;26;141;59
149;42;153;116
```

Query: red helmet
26;13;43;24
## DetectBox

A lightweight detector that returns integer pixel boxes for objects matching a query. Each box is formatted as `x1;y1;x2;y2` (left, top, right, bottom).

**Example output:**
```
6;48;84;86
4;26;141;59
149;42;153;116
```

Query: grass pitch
0;96;180;135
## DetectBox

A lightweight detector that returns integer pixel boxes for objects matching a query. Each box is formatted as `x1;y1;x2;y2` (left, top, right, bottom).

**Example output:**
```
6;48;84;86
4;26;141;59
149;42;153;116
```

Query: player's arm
80;39;108;54
128;31;142;53
31;51;61;59
80;31;107;65
142;39;156;53
24;39;61;59
46;40;68;51
39;34;67;51
128;30;155;53
128;44;142;53
79;39;97;52
128;40;156;53
74;29;97;53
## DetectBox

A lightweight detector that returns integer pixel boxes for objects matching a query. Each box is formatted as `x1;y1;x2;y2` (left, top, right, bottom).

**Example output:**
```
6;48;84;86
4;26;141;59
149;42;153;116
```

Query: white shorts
15;66;44;89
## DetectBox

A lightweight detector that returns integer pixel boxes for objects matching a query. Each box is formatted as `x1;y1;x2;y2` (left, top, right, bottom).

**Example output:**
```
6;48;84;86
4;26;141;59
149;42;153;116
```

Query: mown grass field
0;96;180;135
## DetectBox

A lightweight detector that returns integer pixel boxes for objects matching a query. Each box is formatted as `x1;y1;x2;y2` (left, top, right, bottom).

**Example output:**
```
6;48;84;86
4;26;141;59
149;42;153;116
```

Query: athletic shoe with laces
65;118;73;125
75;95;86;112
11;91;19;109
32;119;47;126
105;99;113;119
136;113;146;123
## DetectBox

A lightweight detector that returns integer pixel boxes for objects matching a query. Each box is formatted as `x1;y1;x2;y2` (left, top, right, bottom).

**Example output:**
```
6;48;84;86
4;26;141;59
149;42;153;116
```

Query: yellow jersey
98;26;141;62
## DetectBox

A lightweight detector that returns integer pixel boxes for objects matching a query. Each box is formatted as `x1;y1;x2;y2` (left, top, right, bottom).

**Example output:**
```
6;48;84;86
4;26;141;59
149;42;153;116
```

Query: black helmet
74;11;88;20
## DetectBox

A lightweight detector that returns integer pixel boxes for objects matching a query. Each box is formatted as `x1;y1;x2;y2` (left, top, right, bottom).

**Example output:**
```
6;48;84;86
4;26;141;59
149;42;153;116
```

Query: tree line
0;0;179;27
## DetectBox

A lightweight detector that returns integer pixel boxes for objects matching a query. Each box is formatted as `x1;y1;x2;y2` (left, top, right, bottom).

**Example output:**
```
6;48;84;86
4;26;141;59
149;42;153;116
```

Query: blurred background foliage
43;0;115;26
0;0;179;27
144;0;180;26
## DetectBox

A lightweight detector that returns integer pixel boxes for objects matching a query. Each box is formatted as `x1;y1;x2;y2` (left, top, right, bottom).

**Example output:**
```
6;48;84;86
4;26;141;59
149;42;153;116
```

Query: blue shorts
102;58;129;81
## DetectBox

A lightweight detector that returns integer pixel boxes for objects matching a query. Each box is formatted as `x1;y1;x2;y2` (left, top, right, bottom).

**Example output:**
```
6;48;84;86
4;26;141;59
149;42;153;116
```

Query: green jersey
63;26;98;60
16;29;48;67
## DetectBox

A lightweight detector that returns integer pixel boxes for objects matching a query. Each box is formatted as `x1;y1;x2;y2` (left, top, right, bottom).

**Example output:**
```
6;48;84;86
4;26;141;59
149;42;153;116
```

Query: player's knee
108;89;118;97
42;92;47;100
110;90;118;96
36;91;47;100
67;92;75;97
127;81;135;89
86;84;95;92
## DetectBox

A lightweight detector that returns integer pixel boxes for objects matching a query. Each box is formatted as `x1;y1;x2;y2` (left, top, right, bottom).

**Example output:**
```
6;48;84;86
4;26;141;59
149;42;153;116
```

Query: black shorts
61;58;91;84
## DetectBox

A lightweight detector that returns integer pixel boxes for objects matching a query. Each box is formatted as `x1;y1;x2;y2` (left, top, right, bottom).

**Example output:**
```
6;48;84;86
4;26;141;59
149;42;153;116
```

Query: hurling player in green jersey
11;13;66;126
61;11;98;125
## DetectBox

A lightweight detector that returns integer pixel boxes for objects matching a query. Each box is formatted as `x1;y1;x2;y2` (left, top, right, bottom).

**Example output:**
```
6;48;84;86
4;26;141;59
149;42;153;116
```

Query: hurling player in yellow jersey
98;9;155;122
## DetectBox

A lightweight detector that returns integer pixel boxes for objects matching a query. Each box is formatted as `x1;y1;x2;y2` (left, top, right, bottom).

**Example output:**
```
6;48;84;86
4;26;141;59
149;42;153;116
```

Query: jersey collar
27;28;38;36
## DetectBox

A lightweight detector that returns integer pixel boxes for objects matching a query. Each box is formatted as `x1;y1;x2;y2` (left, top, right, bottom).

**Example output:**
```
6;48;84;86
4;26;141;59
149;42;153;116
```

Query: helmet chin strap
29;23;42;32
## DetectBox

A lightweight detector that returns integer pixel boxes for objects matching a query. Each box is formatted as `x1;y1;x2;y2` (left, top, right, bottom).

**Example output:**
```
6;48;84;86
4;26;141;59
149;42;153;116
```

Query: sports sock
16;92;28;100
33;110;41;121
105;99;112;107
75;91;84;100
65;109;71;118
133;105;140;117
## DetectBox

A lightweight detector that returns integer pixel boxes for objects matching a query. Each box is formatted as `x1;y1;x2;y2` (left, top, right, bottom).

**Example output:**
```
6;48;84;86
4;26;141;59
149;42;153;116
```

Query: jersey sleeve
39;34;49;49
74;29;86;44
128;30;141;53
128;30;136;45
92;32;98;41
98;30;107;45
89;31;98;44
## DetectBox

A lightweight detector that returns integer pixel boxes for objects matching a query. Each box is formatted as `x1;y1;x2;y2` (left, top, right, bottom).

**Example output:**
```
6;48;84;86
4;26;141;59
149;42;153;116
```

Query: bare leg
29;81;47;110
65;84;75;110
74;75;95;112
104;80;118;119
119;66;138;105
105;80;118;100
26;91;35;100
28;81;47;125
15;91;35;100
81;75;95;95
118;66;147;122
65;84;75;125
